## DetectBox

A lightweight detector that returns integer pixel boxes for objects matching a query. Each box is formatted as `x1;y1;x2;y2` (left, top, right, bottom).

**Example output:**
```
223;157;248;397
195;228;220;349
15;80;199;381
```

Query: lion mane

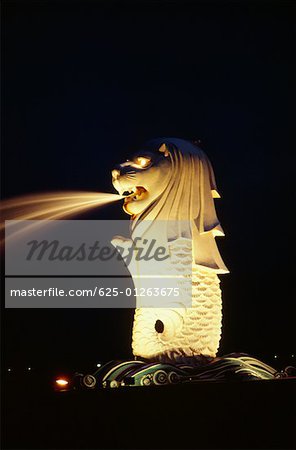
131;137;229;274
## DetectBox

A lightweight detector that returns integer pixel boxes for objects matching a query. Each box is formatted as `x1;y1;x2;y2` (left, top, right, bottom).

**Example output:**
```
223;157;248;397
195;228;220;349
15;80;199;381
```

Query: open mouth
120;186;147;202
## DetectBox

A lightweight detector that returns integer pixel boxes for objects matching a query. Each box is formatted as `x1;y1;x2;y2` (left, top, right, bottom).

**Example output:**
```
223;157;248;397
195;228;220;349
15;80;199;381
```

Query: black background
2;0;295;373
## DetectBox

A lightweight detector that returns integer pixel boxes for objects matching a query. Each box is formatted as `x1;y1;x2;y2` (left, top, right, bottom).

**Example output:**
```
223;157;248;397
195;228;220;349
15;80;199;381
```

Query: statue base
78;353;295;390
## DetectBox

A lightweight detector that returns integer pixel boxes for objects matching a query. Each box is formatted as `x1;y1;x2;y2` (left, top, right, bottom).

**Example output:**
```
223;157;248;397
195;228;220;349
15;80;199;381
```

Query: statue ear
158;143;170;157
211;189;221;198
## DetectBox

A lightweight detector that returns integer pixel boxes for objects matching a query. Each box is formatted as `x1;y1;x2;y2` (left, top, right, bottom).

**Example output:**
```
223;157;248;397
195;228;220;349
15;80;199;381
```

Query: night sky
2;0;295;372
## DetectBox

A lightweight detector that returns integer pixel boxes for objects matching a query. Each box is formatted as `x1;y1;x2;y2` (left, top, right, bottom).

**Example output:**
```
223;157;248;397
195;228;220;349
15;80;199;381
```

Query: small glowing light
56;379;69;386
96;363;102;368
7;368;12;372
292;354;295;358
27;367;32;371
274;355;278;359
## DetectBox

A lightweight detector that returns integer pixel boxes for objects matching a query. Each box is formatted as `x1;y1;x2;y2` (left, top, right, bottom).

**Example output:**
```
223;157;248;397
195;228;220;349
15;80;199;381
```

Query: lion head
112;138;228;273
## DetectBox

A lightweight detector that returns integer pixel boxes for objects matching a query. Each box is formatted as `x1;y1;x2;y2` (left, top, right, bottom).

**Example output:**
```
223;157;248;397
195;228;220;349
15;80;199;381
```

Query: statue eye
134;156;151;168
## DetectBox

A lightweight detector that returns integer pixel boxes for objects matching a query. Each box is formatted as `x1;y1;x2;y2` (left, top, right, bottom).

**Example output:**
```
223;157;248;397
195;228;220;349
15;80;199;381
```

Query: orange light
56;378;69;386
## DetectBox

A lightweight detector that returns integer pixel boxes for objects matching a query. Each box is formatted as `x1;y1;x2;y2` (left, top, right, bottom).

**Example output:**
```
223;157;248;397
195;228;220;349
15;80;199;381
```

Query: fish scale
132;238;222;362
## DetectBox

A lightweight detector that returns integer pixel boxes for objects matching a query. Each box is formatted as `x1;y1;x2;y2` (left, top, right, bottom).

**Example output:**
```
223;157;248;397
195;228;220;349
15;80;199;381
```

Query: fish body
130;238;222;362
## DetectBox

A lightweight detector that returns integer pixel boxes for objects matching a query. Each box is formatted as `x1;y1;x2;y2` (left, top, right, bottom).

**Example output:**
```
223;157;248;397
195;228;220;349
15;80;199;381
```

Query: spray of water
0;190;123;244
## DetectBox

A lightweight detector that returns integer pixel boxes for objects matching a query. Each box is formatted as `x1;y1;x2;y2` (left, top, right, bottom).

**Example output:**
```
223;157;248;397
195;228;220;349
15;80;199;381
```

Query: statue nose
112;169;120;180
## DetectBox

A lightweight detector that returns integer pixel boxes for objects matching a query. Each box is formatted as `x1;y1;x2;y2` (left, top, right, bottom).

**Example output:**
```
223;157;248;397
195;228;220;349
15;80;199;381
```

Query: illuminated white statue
112;138;229;364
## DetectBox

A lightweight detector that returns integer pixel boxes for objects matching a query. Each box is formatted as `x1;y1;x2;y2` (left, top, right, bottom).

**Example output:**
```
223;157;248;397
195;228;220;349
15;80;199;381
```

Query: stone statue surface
112;138;228;363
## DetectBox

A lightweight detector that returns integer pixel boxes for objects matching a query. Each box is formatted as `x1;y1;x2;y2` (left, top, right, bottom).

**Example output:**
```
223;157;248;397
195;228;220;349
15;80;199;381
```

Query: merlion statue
53;137;289;389
1;136;288;389
112;138;229;364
